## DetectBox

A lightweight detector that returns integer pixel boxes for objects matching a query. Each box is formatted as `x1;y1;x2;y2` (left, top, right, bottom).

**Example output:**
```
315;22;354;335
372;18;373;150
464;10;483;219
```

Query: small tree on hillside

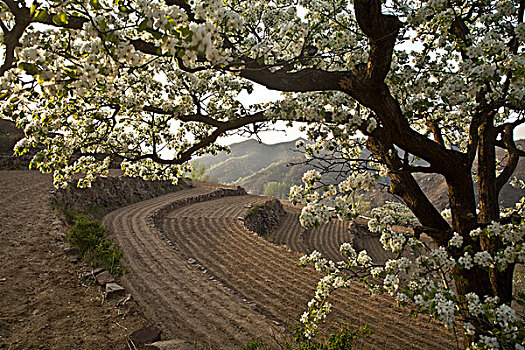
264;181;291;200
1;0;524;347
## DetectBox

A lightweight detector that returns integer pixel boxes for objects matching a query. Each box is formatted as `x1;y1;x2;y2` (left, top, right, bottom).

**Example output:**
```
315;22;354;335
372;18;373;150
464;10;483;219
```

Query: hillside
198;138;525;211
195;139;306;184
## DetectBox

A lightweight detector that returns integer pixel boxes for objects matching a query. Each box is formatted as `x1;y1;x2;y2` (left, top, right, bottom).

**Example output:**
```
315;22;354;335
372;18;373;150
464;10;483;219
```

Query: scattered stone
187;258;196;264
95;271;115;286
82;267;106;280
105;282;125;299
129;324;161;345
92;267;105;275
81;272;94;280
55;231;66;240
145;339;194;350
63;246;79;255
70;256;79;264
122;301;139;315
0;278;6;282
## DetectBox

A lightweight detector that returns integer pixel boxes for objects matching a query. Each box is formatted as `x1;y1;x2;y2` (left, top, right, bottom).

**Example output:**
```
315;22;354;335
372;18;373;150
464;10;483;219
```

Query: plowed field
103;186;458;349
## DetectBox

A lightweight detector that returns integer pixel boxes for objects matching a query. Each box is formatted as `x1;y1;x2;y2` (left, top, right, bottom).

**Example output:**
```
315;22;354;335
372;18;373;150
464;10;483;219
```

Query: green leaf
33;9;49;22
90;0;102;10
30;3;38;15
19;62;39;75
138;20;148;31
118;5;132;13
52;12;69;25
146;28;163;40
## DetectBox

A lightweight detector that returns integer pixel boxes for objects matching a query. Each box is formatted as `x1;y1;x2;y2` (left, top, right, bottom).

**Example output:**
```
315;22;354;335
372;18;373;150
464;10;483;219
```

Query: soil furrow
103;188;278;348
157;195;455;349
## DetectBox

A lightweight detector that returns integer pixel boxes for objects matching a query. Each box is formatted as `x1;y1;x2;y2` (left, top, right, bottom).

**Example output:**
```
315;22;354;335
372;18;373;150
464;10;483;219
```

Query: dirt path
0;171;146;350
103;188;459;349
102;188;279;348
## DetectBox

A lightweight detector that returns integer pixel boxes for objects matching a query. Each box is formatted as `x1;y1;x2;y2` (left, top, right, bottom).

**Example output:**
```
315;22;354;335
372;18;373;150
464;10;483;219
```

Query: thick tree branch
0;19;8;33
239;59;352;92
0;2;31;75
496;125;521;192
366;127;451;245
164;0;201;23
128;111;267;164
1;0;20;14
395;165;440;174
426;120;445;147
143;105;225;128
353;0;402;84
34;12;88;29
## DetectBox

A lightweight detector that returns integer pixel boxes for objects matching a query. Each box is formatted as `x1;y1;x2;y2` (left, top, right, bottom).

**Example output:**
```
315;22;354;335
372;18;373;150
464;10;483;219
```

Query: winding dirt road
103;185;458;349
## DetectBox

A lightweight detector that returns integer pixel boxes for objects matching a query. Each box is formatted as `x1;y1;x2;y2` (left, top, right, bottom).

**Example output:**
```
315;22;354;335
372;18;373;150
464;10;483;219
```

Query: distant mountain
233;155;311;194
196;138;525;211
195;138;308;185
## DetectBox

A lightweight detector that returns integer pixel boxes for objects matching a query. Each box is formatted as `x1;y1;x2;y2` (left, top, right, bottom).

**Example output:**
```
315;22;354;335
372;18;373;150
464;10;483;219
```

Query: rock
81;272;94;280
187;258;196;265
92;267;105;275
145;339;195;350
63;246;79;255
129;324;161;345
105;282;125;299
55;231;66;241
82;267;106;280
95;271;115;285
70;256;79;264
122;301;139;315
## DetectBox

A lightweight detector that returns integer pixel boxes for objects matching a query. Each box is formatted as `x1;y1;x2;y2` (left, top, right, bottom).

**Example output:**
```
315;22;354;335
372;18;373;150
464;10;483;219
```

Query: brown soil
0;171;147;350
103;188;459;349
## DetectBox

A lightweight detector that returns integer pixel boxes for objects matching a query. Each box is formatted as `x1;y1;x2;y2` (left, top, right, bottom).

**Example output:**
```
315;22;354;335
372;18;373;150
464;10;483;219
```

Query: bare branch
142;105;225;128
127;111;267;165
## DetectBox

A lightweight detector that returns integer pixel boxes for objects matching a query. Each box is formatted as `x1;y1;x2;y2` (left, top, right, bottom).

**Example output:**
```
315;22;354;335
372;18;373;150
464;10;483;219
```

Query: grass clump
245;324;372;350
246;205;261;217
289;324;372;350
64;209;126;276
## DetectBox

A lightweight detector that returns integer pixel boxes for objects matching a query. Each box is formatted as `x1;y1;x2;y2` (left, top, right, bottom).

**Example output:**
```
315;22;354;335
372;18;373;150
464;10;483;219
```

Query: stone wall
51;175;193;218
243;198;285;236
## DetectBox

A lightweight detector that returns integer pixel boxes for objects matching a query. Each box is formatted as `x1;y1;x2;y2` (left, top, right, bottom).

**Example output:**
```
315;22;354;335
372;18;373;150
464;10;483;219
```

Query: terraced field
103;185;458;349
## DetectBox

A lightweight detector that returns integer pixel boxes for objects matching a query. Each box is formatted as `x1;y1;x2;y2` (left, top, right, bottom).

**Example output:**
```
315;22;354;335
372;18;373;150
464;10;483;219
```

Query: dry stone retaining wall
243;197;285;236
149;186;248;241
51;175;192;218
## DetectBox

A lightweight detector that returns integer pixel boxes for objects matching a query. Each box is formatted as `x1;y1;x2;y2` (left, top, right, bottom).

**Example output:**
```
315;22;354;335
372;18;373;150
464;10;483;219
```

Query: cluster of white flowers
302;169;322;186
296;164;524;347
299;203;330;228
2;1;525;347
448;232;463;248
